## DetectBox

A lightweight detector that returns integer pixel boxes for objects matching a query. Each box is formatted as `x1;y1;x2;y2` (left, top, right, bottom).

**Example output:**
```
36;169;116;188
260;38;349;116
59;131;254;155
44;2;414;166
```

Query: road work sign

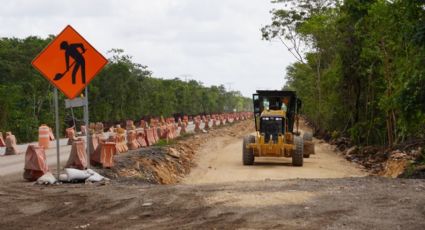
32;25;108;99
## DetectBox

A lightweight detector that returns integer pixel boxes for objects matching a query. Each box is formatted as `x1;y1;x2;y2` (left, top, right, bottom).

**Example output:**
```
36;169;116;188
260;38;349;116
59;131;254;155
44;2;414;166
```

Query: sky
0;0;296;97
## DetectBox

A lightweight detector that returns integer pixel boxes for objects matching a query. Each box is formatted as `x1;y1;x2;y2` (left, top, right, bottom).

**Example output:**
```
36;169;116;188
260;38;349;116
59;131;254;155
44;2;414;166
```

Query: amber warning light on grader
31;25;108;99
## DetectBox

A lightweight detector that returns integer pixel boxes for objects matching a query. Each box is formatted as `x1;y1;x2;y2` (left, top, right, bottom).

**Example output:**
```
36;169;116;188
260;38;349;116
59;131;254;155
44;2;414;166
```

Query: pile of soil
330;137;424;177
97;120;254;184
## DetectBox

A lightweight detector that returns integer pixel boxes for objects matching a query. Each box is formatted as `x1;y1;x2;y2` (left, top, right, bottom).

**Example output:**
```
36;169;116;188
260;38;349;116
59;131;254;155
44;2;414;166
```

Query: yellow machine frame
248;109;295;158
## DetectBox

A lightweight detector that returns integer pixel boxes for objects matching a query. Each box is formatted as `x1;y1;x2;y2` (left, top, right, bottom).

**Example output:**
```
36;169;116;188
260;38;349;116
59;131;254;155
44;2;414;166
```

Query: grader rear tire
303;132;313;158
303;132;313;141
242;135;255;165
292;136;304;166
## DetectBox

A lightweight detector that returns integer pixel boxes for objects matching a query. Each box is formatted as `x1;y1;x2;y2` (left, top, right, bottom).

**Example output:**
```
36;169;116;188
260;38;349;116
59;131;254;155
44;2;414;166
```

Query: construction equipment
243;90;315;166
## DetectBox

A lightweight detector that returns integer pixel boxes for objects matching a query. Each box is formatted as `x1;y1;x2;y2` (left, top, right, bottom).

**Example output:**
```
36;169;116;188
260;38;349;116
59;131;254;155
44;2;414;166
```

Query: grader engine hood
259;110;286;143
259;115;285;143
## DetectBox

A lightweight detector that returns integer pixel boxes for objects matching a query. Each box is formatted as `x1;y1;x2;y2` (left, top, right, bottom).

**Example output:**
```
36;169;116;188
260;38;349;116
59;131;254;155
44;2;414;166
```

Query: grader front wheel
242;135;255;165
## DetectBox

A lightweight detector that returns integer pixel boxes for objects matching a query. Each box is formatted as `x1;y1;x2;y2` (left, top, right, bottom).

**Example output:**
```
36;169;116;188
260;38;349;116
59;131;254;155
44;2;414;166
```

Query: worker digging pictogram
54;41;86;84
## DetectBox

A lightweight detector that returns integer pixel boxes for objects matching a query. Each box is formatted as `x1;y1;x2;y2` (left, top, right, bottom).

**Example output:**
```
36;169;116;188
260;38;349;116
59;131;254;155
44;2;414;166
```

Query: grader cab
243;90;315;166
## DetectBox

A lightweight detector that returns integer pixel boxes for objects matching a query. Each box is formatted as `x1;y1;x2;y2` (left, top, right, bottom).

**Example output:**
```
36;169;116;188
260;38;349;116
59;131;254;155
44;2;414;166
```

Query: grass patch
154;139;177;147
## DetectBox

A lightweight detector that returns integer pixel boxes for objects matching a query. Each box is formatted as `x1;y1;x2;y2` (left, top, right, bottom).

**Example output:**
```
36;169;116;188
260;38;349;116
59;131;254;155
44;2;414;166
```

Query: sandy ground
183;135;367;184
1;119;424;229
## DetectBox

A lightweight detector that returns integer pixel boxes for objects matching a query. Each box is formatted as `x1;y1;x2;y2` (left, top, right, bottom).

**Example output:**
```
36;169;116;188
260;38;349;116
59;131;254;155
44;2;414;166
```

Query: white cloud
0;0;296;96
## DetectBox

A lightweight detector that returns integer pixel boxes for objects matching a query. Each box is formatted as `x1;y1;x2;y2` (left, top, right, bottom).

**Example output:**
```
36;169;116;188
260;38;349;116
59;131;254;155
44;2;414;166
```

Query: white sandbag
36;172;57;185
86;173;105;182
59;173;69;182
85;169;109;182
65;168;91;181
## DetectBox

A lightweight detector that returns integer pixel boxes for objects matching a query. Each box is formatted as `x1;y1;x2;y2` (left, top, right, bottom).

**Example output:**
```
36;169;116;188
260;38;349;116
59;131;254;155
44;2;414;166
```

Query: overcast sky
0;0;296;97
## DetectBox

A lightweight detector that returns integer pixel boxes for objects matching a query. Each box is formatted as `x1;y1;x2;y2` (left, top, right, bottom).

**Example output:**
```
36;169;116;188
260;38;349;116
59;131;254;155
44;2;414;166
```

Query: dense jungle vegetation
263;0;425;146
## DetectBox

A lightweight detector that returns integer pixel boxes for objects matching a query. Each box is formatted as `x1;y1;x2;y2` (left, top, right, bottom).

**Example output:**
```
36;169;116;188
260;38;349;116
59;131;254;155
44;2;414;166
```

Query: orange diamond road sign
32;25;108;99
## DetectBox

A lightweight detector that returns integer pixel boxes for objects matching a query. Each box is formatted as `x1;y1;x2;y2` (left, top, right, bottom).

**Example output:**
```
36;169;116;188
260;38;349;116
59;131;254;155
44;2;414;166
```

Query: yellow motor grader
243;90;314;166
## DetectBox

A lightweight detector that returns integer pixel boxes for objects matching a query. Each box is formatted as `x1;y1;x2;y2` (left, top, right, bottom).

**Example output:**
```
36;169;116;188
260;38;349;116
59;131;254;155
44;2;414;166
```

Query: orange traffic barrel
38;125;50;149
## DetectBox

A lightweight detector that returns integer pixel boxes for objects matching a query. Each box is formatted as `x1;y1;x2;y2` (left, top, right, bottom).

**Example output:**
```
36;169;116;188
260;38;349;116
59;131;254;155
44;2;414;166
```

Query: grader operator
242;90;314;166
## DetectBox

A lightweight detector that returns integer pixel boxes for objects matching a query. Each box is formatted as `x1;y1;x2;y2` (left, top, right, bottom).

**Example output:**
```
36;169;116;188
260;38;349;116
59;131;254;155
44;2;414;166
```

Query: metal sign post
54;88;60;179
84;87;90;169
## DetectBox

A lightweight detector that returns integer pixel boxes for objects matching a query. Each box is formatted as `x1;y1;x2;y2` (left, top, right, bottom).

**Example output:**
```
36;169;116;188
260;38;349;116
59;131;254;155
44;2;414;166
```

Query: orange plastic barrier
194;120;201;133
157;126;166;139
0;132;5;147
152;127;159;142
66;127;76;145
127;130;139;150
38;124;51;149
65;140;87;170
126;120;135;130
172;124;179;138
219;116;224;126
23;145;48;181
101;142;116;168
5;132;18;155
180;123;187;135
80;125;87;136
90;139;102;166
95;122;104;134
166;124;174;140
140;120;147;129
49;127;55;141
136;130;148;147
204;120;210;130
113;134;127;153
212;119;217;128
145;128;156;146
88;135;99;155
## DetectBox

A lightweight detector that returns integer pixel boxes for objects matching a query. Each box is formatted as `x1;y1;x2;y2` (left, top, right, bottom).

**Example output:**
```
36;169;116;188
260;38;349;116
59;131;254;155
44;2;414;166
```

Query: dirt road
1;177;425;229
184;122;366;184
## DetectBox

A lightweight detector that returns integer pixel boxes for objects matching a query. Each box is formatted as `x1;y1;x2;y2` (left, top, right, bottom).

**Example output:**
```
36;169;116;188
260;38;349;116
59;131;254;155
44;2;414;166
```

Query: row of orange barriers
19;112;252;172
